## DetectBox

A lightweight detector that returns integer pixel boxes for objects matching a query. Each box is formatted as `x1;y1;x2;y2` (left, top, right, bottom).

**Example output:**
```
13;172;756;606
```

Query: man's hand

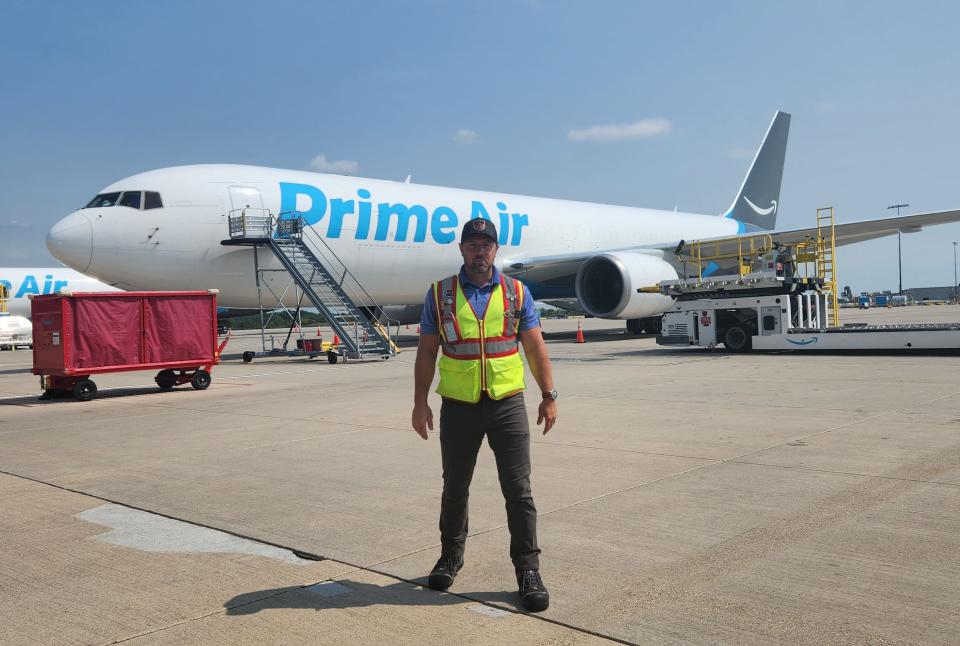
412;402;434;440
537;399;557;435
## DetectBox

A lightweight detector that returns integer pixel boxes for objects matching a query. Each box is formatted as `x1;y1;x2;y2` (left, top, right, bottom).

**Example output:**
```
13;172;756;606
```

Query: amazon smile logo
743;196;777;217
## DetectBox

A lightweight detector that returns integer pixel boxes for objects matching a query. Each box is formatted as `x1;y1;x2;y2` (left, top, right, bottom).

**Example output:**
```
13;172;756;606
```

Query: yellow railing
684;234;775;281
816;207;839;325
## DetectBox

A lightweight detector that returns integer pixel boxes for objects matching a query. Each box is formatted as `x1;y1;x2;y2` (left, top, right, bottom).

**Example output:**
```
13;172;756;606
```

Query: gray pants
439;392;540;570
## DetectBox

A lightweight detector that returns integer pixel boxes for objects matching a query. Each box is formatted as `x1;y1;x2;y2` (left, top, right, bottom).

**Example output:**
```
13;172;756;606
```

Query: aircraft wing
502;208;960;285
765;208;960;247
501;246;663;283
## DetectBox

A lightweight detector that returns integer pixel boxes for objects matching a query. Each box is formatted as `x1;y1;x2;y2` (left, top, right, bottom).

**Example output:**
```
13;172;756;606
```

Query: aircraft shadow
224;579;522;615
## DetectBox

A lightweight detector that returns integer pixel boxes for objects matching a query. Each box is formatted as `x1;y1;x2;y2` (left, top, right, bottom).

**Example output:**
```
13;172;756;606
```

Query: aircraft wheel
73;379;97;401
723;325;752;353
191;370;211;390
626;319;642;335
642;316;663;335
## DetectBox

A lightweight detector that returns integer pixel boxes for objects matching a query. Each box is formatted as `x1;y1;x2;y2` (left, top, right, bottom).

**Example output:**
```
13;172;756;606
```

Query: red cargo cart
31;290;226;401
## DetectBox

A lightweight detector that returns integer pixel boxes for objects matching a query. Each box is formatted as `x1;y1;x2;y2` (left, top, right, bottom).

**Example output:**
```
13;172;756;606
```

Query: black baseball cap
460;218;499;244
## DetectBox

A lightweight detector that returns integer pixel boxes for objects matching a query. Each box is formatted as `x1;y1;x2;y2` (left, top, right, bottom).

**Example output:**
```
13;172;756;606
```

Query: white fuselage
0;268;119;317
47;165;740;311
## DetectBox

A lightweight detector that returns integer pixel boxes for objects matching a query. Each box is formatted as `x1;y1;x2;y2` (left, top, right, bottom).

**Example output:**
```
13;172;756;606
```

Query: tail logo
743;196;777;217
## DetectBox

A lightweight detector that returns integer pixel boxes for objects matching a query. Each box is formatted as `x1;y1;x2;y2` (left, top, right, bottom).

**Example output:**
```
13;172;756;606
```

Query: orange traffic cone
317;327;321;336
332;333;340;346
416;325;421;334
576;320;585;343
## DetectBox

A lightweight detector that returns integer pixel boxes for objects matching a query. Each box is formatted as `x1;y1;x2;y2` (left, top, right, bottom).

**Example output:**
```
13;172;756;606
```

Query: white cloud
453;128;479;145
568;117;671;142
307;153;359;175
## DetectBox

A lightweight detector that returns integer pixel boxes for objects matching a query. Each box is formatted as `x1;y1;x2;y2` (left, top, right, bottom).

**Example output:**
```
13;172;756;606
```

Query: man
412;217;558;613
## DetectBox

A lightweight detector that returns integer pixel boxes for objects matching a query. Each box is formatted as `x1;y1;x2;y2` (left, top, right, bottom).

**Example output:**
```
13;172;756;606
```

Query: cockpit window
83;190;164;210
84;192;121;208
144;191;163;209
119;191;143;209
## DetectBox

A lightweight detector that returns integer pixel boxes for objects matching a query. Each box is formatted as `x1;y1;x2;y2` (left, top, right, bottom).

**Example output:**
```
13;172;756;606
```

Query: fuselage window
119;191;143;209
84;192;121;208
144;191;163;209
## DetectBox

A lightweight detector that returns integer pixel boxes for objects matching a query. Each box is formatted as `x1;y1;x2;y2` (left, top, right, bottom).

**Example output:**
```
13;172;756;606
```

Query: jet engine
575;251;676;319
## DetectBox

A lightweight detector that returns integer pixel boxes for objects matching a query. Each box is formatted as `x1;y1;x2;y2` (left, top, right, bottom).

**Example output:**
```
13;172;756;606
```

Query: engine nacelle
575;251;677;319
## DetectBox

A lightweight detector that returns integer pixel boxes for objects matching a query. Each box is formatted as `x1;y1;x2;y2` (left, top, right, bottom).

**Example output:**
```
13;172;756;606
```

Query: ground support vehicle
0;314;33;350
657;272;960;352
656;208;960;352
31;290;226;400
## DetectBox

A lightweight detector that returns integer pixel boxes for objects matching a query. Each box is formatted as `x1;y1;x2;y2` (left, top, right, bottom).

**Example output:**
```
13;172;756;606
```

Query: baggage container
31;290;224;400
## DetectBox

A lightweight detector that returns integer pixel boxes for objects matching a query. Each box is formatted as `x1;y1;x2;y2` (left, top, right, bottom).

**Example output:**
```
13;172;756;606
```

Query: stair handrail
276;212;400;349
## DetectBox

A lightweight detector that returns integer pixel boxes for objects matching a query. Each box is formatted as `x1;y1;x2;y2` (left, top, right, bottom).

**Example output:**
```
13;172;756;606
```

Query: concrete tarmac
1;305;958;644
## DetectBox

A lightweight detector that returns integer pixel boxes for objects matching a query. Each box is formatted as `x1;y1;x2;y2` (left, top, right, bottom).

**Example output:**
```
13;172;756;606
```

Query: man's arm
519;326;557;435
412;333;440;439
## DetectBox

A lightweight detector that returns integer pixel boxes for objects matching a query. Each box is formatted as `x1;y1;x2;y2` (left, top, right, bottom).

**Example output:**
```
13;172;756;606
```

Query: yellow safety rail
816;207;839;325
682;233;775;281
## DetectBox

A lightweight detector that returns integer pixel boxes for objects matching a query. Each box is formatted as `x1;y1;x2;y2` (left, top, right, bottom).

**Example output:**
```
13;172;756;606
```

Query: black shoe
428;553;463;591
516;569;549;612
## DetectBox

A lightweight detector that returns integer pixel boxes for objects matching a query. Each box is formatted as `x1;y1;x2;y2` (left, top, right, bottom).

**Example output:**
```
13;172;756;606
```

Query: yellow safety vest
434;273;526;403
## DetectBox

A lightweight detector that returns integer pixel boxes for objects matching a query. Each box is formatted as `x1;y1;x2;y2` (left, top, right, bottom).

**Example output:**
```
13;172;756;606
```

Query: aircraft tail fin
723;110;791;231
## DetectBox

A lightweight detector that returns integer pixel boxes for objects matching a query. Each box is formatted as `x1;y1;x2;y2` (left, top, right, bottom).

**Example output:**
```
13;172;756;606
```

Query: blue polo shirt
420;265;539;335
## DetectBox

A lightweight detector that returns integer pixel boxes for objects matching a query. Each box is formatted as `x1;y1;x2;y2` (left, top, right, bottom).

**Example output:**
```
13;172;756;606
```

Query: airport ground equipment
223;211;398;362
657;216;960;351
30;290;225;400
0;314;33;350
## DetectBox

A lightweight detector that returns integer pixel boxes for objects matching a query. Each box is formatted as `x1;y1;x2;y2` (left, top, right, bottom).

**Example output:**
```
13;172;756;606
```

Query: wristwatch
542;388;558;400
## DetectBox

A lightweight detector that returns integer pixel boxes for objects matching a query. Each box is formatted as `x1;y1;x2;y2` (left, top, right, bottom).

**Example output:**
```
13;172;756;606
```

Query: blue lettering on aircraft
279;182;529;246
0;275;70;299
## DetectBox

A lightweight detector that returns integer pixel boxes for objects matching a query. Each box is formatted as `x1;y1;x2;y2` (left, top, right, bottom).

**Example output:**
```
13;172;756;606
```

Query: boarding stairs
225;212;398;360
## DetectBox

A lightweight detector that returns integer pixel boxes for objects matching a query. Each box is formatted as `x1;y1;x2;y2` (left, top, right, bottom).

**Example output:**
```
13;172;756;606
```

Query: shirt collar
459;264;501;289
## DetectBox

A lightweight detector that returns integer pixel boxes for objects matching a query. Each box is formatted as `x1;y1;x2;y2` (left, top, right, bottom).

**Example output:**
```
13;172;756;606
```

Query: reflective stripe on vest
434;273;525;402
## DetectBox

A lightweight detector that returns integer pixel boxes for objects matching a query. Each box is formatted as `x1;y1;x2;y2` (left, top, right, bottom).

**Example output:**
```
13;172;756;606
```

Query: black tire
73;379;97;401
191;370;211;390
242;351;255;363
642;316;663;335
723;325;752;353
626;319;643;335
156;369;177;390
327;351;339;365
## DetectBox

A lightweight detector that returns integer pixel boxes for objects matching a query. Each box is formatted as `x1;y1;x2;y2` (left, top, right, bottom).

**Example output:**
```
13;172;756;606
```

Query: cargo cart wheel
73;379;97;401
327;351;339;365
156;369;177;390
242;351;255;363
723;325;752;353
191;370;211;390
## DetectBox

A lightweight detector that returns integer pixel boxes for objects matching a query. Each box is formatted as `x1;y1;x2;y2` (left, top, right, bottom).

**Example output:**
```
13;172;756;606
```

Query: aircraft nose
47;211;93;273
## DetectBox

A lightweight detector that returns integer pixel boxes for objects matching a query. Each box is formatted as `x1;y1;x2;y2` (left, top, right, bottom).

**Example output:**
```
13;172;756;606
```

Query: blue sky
2;1;960;292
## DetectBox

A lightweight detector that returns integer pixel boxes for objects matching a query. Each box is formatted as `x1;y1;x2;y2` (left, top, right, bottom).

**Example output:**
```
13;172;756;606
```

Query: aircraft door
228;186;265;216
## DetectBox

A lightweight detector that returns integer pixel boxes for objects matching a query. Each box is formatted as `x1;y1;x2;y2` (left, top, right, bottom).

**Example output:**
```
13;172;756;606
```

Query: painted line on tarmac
0;467;639;646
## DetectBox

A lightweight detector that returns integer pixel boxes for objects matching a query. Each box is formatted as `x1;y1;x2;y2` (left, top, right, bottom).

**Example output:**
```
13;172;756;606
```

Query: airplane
45;111;960;333
0;268;119;317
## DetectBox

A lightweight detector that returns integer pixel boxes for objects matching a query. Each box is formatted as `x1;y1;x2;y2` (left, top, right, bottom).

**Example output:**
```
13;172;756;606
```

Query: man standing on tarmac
412;217;558;613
